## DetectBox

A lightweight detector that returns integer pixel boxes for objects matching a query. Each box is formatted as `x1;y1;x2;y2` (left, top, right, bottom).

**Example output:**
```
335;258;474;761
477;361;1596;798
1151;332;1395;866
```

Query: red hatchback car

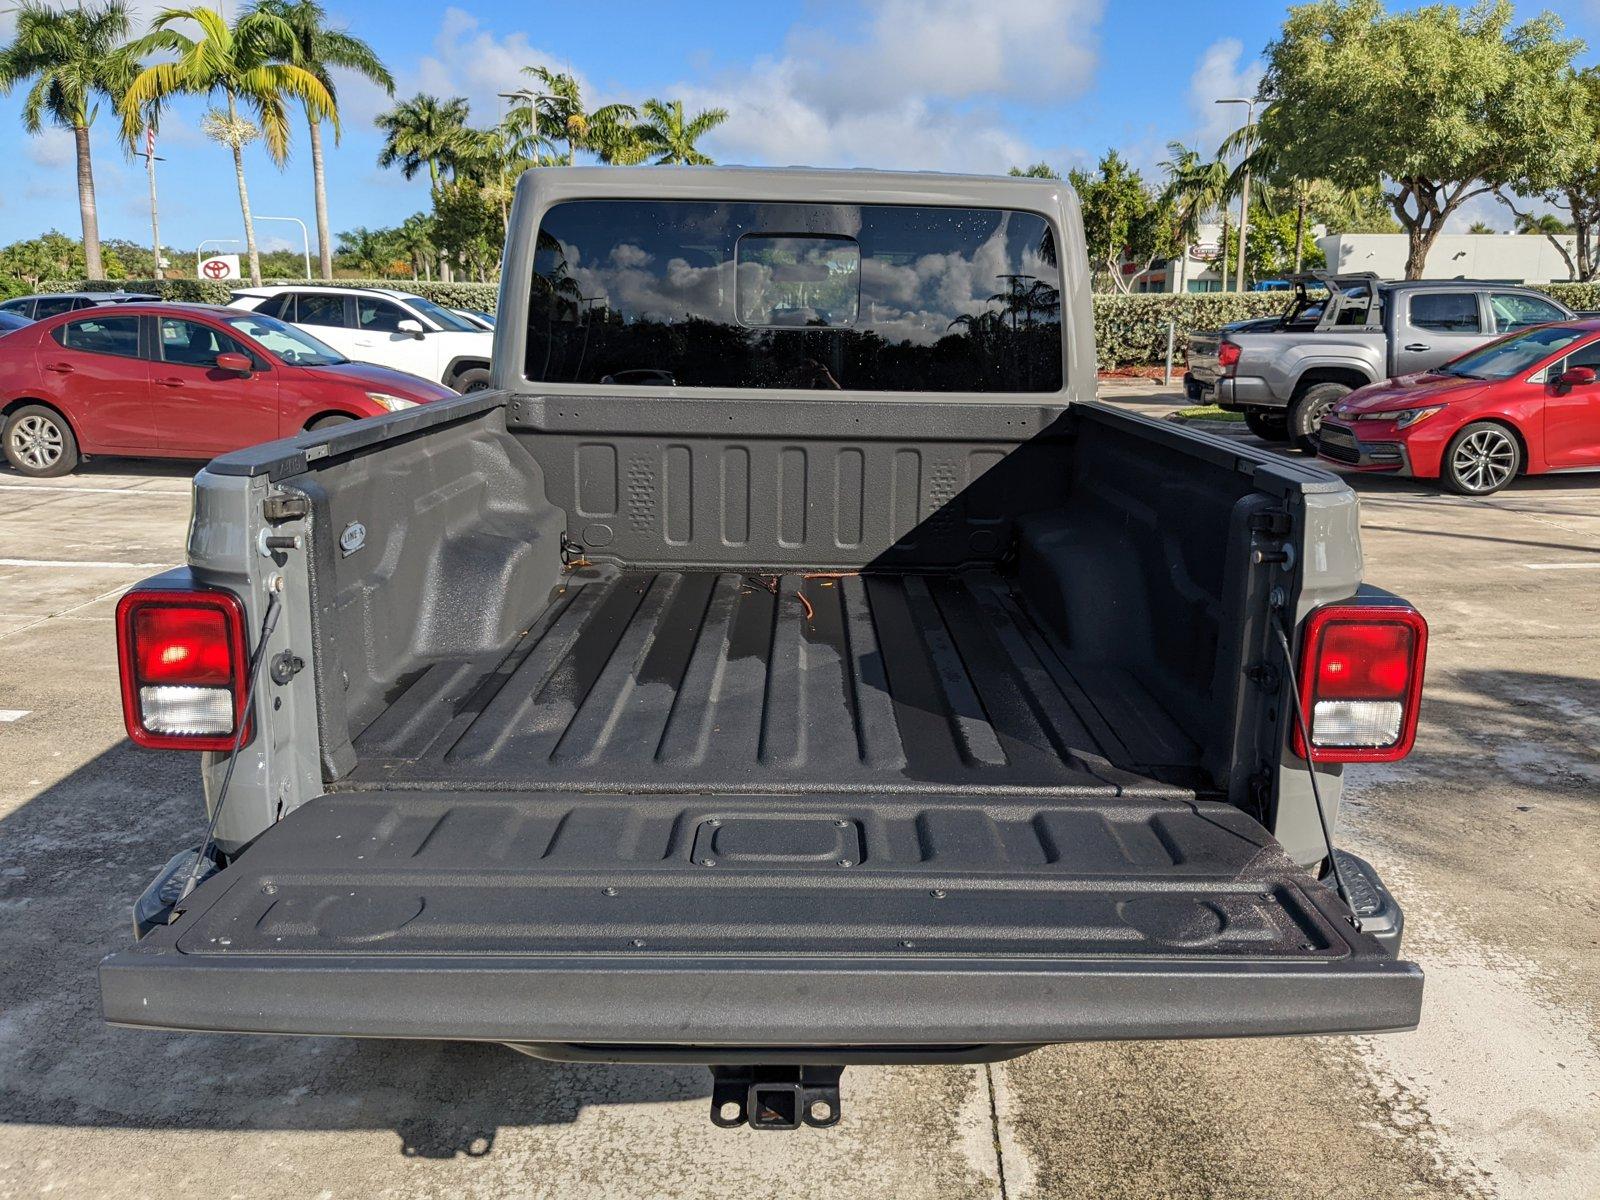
1317;319;1600;495
0;303;457;477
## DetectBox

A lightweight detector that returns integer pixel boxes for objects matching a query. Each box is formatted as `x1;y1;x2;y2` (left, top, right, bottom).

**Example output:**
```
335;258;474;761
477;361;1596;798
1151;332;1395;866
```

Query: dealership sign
198;254;241;281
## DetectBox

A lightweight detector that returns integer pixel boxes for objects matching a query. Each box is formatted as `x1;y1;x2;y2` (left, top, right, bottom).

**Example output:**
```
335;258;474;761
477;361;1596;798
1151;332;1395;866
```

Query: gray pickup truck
100;168;1427;1132
1187;273;1572;449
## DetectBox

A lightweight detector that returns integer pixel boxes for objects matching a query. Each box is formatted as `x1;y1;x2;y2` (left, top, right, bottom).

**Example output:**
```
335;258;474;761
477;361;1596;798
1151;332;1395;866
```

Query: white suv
229;286;495;391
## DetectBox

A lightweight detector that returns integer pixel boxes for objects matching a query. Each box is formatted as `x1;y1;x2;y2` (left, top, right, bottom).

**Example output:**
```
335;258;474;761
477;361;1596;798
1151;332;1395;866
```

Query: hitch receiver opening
709;1065;844;1130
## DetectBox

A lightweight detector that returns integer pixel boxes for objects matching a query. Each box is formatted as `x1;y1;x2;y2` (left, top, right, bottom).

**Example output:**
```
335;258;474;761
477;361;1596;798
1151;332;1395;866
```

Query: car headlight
365;392;418;412
1391;405;1445;429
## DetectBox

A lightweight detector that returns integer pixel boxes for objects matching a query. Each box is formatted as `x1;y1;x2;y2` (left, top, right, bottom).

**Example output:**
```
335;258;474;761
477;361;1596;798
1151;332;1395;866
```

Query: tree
1467;220;1499;234
1009;163;1059;179
375;93;473;188
335;225;402;276
506;66;640;166
1159;143;1232;293
1259;0;1587;279
1221;211;1327;280
1070;151;1176;294
250;0;393;280
636;98;727;166
0;1;139;280
1501;66;1600;280
125;7;333;286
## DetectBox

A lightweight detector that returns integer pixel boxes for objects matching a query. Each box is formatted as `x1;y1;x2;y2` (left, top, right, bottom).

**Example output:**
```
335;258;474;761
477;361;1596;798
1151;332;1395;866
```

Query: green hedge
1541;282;1600;312
1091;293;1289;369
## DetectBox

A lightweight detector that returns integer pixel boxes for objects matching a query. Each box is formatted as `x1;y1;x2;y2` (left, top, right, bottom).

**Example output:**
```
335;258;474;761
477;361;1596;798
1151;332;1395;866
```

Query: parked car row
1186;272;1600;494
0;284;503;476
0;302;456;477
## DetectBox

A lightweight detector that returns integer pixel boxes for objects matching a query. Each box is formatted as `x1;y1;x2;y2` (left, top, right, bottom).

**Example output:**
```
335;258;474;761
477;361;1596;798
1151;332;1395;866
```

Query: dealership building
1126;229;1580;292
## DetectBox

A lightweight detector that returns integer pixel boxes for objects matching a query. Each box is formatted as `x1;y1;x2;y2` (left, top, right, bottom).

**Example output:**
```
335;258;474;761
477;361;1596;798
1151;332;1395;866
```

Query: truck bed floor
344;569;1202;796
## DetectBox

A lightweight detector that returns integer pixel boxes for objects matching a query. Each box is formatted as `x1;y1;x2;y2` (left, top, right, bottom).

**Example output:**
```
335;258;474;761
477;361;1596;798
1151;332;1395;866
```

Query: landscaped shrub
1091;293;1290;369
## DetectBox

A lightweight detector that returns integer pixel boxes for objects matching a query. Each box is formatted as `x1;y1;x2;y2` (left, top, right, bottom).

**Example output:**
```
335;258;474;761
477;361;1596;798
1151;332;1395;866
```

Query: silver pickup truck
99;169;1427;1132
1187;273;1572;450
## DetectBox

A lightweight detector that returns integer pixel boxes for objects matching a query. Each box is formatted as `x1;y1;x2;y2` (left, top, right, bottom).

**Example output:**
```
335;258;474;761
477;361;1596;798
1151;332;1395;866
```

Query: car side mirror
1558;365;1597;389
214;351;252;375
396;318;425;339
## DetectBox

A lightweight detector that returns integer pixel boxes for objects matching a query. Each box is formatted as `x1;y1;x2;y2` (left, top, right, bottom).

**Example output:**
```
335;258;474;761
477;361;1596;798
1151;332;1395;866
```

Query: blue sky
6;0;1600;254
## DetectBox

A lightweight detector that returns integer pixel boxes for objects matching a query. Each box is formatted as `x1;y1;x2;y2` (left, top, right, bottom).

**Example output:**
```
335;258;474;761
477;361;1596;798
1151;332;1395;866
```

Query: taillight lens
1217;341;1242;369
1294;604;1427;763
116;589;251;751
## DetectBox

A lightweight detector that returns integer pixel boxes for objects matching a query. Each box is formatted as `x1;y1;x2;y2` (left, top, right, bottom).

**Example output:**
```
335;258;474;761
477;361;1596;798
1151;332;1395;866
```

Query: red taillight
1217;340;1242;370
116;589;251;751
1294;604;1427;763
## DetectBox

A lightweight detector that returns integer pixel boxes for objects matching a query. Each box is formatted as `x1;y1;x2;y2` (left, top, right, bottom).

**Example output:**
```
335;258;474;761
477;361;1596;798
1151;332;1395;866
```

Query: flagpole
139;125;164;281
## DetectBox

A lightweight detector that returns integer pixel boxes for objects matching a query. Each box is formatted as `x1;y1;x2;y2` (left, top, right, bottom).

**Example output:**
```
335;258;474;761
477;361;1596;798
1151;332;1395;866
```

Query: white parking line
1523;561;1600;571
0;558;172;570
0;483;187;497
0;710;29;722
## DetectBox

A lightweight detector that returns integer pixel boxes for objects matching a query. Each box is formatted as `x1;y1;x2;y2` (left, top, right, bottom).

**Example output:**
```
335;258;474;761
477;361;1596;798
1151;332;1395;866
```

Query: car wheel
3;404;79;477
307;414;355;432
1442;422;1521;496
453;367;493;393
1288;382;1351;453
1244;411;1291;442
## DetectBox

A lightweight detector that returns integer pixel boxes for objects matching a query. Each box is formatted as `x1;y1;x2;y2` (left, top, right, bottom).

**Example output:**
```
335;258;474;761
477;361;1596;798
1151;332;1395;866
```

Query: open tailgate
102;793;1422;1045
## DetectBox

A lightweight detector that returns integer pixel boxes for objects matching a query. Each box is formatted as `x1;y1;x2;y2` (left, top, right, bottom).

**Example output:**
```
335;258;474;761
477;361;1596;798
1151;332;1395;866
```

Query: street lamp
254;216;313;280
1216;97;1256;293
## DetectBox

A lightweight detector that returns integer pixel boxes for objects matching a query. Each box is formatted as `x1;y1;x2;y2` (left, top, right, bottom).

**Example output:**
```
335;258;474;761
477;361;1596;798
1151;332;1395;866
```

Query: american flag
145;126;155;158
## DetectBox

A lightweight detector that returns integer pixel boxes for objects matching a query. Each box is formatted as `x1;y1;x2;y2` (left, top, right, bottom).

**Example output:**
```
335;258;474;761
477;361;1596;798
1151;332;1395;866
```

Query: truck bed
343;568;1202;797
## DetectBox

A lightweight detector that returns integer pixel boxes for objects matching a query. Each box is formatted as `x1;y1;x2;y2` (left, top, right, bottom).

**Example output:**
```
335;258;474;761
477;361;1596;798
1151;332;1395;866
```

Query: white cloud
409;7;586;125
1186;38;1264;156
673;0;1103;174
26;127;74;171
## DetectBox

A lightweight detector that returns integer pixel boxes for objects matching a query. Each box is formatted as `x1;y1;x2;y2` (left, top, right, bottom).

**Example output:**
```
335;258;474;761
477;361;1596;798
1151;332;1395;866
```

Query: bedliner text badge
339;521;367;557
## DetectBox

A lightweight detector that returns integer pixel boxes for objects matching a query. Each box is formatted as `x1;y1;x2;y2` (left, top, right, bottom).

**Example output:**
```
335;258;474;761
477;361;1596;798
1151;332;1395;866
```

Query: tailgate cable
172;586;284;909
1272;621;1362;928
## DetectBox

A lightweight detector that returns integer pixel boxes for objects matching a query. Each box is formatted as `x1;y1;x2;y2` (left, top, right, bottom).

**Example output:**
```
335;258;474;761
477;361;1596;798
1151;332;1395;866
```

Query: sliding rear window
526;200;1063;393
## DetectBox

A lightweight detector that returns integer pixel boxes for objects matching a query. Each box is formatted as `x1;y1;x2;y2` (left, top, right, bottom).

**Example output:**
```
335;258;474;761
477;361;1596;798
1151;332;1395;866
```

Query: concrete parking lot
1;394;1597;1199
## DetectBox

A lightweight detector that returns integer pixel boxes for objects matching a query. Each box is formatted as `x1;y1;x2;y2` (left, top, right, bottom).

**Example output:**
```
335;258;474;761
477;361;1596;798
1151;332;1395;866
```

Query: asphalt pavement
1;391;1595;1199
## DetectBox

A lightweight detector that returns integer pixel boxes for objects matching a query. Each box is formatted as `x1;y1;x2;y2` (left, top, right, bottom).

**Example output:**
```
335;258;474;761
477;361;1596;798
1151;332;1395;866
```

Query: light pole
1216;97;1256;292
135;134;166;281
254;216;312;280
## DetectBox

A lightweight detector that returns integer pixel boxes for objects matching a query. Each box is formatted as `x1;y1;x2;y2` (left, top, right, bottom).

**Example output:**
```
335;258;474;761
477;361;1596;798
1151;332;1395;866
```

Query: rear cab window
1408;292;1480;333
526;199;1063;393
52;313;141;358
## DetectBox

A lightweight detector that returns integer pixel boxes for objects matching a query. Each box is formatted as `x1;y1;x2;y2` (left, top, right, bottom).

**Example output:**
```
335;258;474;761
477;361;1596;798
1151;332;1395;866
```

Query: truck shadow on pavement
0;743;708;1158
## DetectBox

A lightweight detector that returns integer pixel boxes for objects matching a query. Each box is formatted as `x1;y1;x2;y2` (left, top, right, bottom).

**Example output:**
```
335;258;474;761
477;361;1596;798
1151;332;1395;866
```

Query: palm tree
0;1;139;280
505;66;639;166
1514;212;1573;236
637;98;728;166
249;0;393;280
1467;220;1498;234
124;7;332;287
1159;142;1231;294
375;93;472;187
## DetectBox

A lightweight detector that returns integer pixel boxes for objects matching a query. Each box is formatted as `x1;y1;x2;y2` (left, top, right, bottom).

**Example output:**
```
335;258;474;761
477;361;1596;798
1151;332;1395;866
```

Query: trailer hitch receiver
709;1065;843;1130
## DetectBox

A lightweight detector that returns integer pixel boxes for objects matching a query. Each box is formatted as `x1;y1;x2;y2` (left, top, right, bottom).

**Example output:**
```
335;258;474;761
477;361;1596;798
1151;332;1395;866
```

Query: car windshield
223;312;347;366
401;295;478;333
1437;325;1587;380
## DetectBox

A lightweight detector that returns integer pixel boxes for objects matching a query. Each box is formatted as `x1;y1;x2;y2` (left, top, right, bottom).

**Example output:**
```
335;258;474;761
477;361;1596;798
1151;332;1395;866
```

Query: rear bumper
1194;376;1282;411
102;948;1423;1046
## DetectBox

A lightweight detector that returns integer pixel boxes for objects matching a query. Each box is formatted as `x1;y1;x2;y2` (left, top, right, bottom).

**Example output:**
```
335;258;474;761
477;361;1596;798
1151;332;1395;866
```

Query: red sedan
1317;320;1600;495
0;302;457;477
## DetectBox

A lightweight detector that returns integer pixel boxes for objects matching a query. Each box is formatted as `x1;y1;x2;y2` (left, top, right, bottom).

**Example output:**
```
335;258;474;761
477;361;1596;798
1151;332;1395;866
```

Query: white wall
1318;233;1577;284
